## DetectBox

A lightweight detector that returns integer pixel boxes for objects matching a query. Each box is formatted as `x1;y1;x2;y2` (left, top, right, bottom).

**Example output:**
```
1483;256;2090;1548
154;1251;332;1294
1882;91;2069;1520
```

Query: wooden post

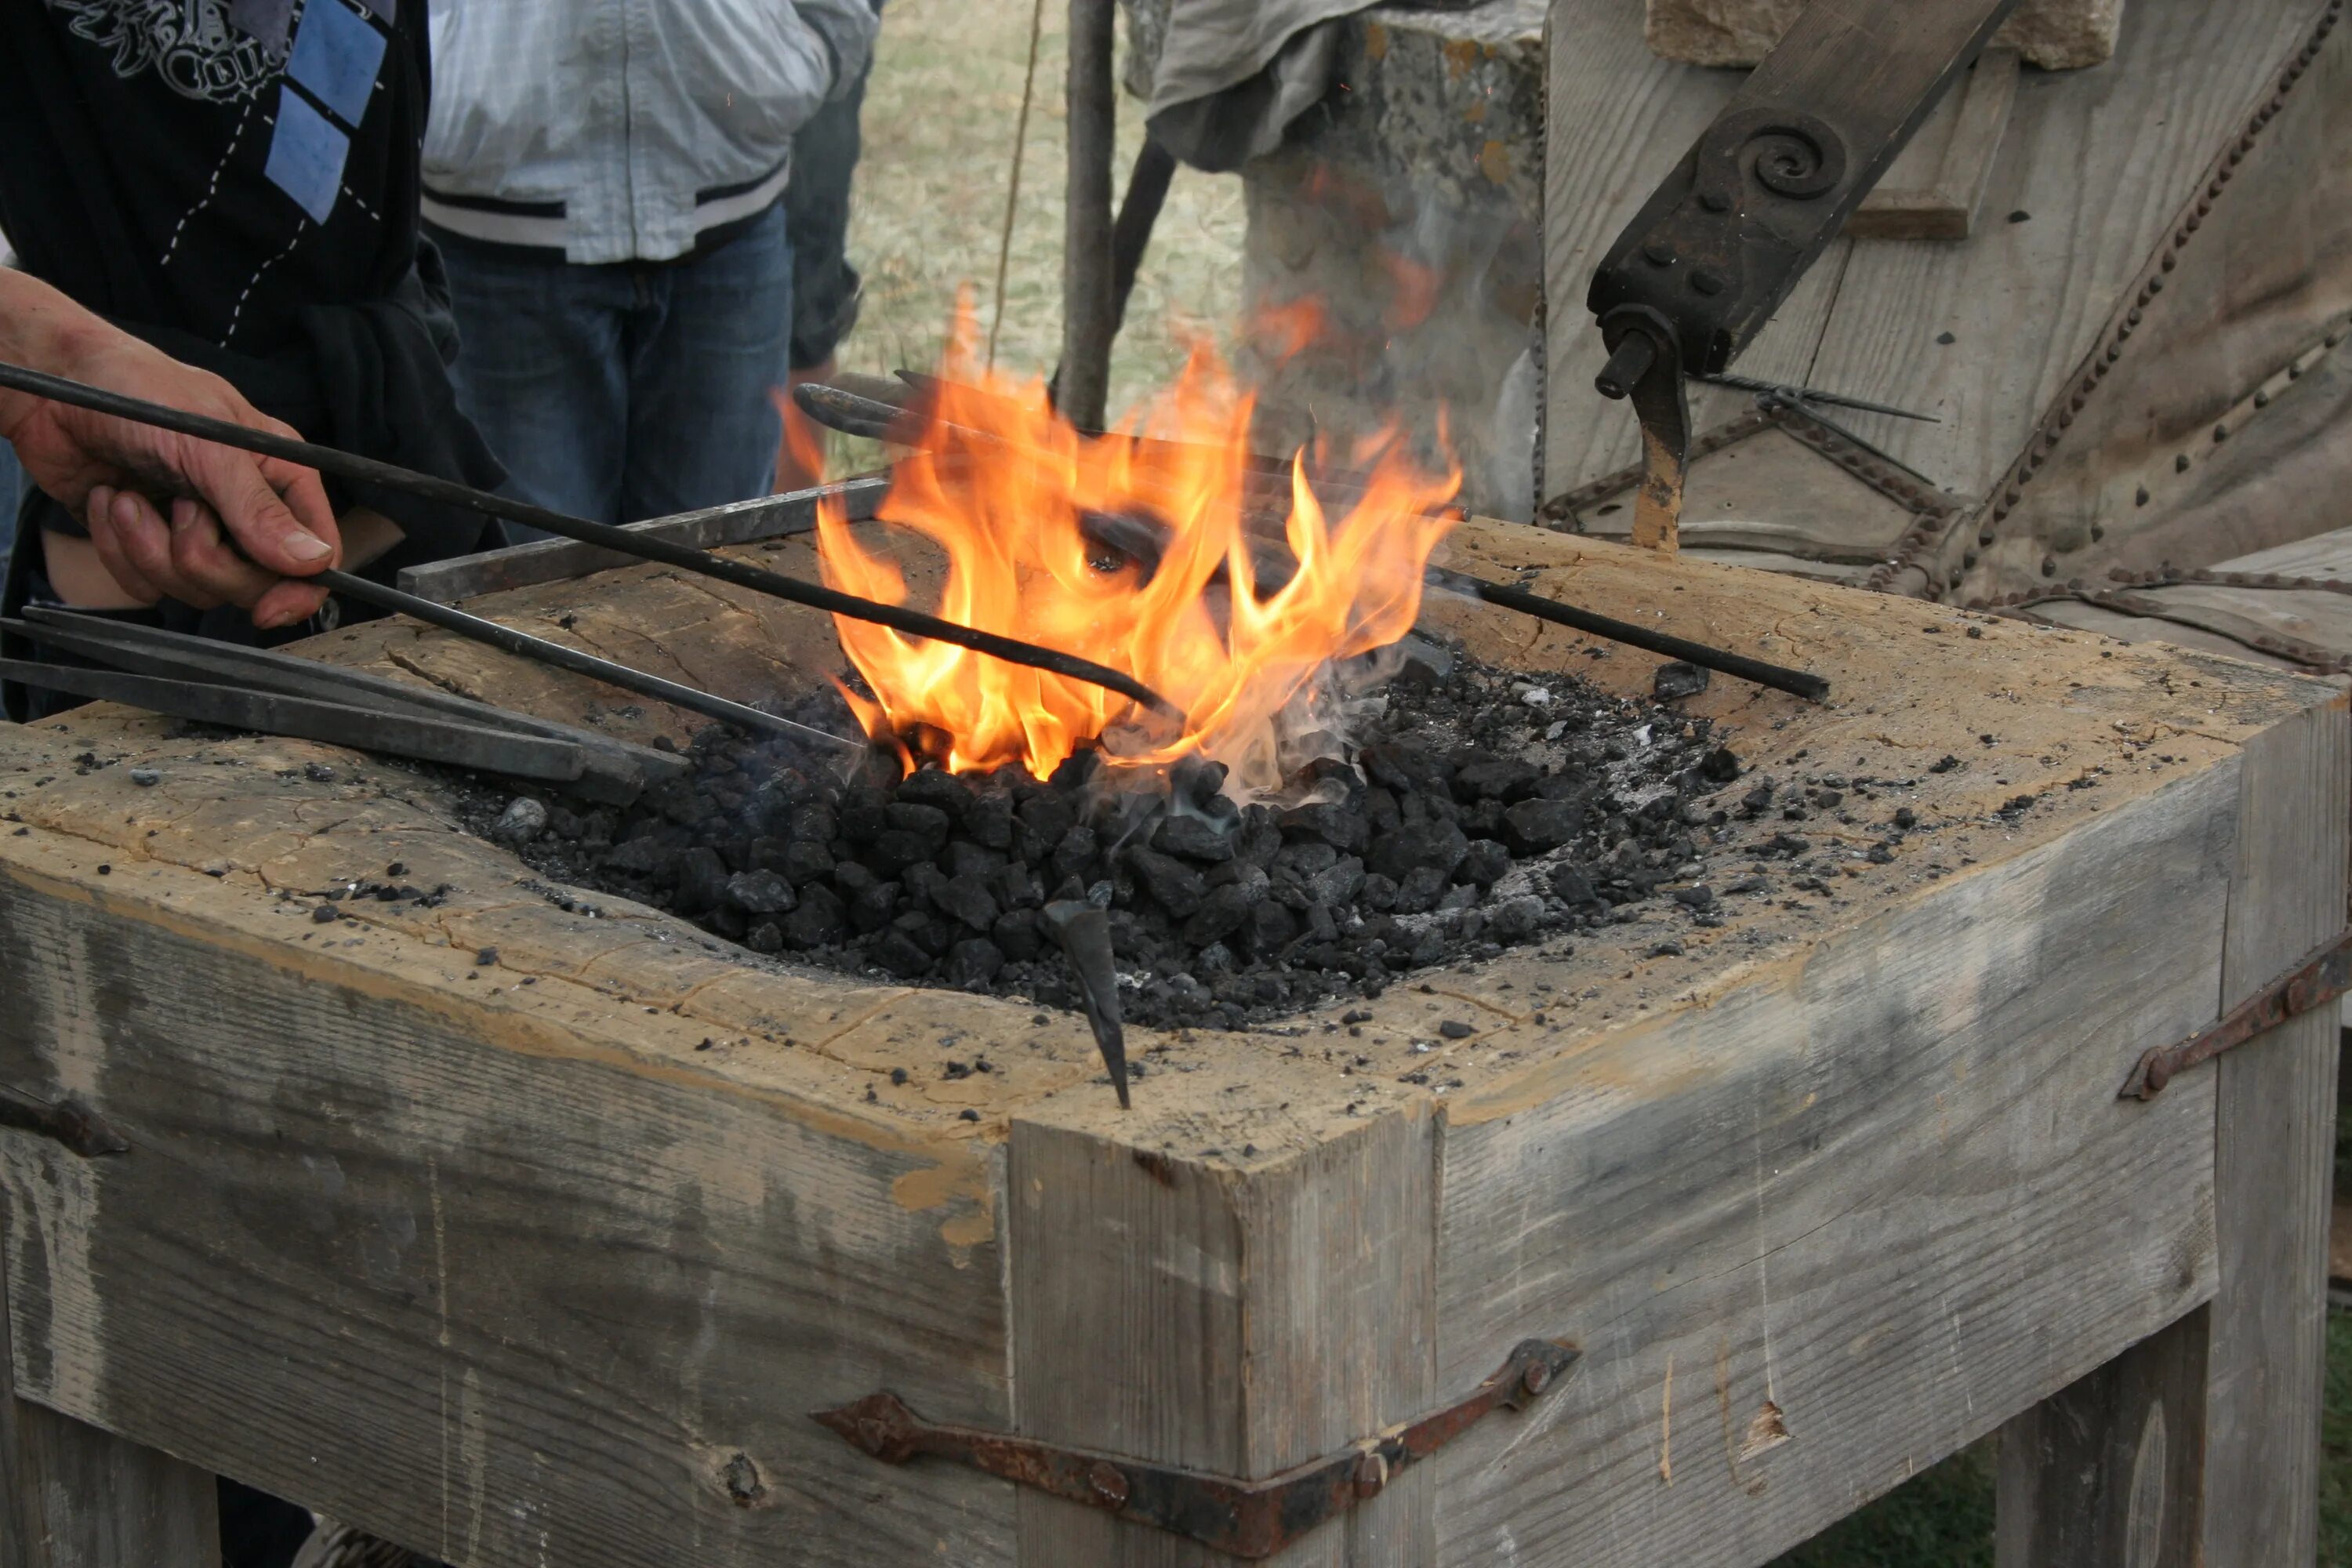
0;1191;219;1568
1059;0;1118;431
1007;1103;1439;1564
1994;694;2348;1564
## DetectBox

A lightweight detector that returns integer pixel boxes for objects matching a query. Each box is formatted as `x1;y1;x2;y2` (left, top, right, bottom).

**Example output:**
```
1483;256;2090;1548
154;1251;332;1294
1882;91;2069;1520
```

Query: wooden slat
1426;759;2241;1565
1007;1102;1438;1566
2200;692;2349;1565
0;874;1017;1567
1846;50;2020;241
1804;0;2322;498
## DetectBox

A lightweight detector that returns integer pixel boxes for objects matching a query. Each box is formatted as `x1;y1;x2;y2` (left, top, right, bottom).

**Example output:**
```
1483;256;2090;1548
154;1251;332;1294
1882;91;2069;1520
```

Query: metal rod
0;360;1176;718
1699;372;1941;424
312;568;865;750
1428;569;1829;702
1060;0;1118;428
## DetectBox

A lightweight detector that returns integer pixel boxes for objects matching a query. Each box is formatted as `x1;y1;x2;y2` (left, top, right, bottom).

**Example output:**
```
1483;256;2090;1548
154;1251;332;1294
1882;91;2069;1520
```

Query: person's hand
0;275;339;627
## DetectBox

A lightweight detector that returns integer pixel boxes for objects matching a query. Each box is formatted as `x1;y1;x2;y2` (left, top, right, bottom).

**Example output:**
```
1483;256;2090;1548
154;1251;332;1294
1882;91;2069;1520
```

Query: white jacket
421;0;878;264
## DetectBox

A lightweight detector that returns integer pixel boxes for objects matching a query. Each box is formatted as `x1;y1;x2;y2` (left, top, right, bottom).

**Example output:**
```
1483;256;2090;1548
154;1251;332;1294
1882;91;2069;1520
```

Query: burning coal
814;314;1461;790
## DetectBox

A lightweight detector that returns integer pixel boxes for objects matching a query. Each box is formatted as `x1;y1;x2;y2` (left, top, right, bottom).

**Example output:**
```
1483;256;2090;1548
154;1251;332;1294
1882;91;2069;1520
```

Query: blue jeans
434;202;792;529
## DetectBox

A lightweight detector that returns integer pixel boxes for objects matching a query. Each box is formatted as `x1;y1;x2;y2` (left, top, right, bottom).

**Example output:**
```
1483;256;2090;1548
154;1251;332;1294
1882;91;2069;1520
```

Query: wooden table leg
0;1396;222;1568
1996;698;2347;1566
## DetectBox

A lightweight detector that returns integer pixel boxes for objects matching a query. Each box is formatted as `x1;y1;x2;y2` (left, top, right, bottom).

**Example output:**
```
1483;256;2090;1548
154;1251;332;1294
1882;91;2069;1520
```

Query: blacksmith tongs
1587;0;2023;550
0;605;689;805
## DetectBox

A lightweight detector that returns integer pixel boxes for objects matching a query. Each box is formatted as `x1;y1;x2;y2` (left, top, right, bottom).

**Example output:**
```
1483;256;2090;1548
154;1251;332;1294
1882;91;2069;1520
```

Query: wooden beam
1059;0;1118;431
1007;1103;1438;1564
1846;49;2020;241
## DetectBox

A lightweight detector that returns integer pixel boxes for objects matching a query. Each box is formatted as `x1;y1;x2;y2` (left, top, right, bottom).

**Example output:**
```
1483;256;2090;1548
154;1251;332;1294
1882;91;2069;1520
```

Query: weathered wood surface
1542;0;2338;529
0;524;2337;1565
2031;521;2352;675
2198;695;2346;1564
1843;50;2019;243
1929;10;2352;603
1994;1308;2210;1566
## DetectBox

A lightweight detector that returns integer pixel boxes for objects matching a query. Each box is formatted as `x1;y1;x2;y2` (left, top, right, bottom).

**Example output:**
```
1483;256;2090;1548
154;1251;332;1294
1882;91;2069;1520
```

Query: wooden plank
0;863;1018;1567
1994;1306;2210;1566
1806;0;2321;498
1427;758;2241;1565
1846;50;2020;241
1541;0;1850;496
2199;692;2348;1566
1007;1101;1438;1566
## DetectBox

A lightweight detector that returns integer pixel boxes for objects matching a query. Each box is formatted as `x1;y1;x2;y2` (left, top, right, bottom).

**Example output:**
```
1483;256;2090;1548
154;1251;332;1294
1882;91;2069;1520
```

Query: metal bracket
2122;927;2352;1100
813;1338;1578;1559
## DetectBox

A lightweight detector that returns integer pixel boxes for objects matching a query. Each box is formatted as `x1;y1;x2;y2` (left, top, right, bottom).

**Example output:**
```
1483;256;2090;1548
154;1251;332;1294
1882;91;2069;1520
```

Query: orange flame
815;309;1459;788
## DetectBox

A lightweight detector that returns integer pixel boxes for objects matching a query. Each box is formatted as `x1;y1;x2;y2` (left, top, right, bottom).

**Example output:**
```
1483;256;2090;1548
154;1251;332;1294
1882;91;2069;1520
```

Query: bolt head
1699;191;1732;213
1089;1461;1131;1508
1690;270;1725;296
2143;1056;2172;1094
1642;241;1676;267
1522;1359;1553;1397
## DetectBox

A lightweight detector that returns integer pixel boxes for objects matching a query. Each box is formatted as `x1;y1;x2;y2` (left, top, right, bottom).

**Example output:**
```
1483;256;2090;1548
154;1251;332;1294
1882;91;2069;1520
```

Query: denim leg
619;204;793;522
435;233;635;528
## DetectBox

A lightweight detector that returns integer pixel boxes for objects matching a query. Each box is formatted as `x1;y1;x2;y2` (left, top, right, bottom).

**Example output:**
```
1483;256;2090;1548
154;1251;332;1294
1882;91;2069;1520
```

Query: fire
814;312;1460;788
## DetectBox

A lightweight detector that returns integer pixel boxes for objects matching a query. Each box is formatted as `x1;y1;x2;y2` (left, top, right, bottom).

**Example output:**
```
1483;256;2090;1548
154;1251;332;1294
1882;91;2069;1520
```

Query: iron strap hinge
812;1338;1579;1559
2122;927;2352;1100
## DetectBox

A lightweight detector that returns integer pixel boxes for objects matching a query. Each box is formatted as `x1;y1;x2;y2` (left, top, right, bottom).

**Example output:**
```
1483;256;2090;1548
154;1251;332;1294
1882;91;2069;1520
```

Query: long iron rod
0;360;1174;718
310;569;862;749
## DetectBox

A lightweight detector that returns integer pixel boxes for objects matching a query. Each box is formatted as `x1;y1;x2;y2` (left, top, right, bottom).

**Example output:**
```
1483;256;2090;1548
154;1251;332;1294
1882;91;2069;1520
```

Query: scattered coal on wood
461;637;1853;1029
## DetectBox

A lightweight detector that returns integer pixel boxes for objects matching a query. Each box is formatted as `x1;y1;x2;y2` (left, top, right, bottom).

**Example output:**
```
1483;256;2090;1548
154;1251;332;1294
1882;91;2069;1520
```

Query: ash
471;642;1762;1029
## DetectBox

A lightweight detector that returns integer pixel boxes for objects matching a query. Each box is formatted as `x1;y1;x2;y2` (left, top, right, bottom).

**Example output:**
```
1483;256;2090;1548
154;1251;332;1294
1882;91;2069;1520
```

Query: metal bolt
1353;1451;1390;1498
1522;1360;1554;1398
2176;453;2192;473
1690;270;1725;296
2042;556;2057;577
1699;191;1732;214
2143;1054;2172;1094
1642;241;1676;267
1090;1461;1131;1508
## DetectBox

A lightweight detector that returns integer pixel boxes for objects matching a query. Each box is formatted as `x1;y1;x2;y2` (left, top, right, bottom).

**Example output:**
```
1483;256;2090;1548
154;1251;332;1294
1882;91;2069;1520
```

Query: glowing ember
815;313;1460;789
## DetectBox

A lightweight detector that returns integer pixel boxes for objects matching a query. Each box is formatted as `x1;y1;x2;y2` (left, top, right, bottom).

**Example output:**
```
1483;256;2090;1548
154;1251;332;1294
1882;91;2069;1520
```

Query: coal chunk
935;873;1002;931
1183;880;1258;945
1155;814;1236;862
895;769;975;824
1366;818;1469;883
872;929;935;978
992;907;1047;961
1451;755;1537;803
492;797;549;846
1392;864;1450;914
941;840;1008;879
1125;846;1208;919
1653;662;1711;700
603;837;681;880
1303;855;1367;909
1487;895;1544;942
1457;839;1510;888
1359;742;1451;796
775;839;835;885
942;938;1005;989
673;848;728;914
1051;826;1102;886
1501;798;1582;855
964;793;1015;850
1279;801;1368;855
1698;746;1741;784
725;869;797;916
1018;793;1076;844
786;884;849;947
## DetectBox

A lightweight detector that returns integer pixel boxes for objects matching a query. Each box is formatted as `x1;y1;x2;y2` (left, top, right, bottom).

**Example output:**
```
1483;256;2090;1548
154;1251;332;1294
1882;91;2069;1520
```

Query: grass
840;9;2352;1561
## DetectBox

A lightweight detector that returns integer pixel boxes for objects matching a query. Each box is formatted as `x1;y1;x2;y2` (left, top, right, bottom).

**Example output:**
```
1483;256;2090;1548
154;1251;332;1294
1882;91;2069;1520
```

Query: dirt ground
831;0;1244;428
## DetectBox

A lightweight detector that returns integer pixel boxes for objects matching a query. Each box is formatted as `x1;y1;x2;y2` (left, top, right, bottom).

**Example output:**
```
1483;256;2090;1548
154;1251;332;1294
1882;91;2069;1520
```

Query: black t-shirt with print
0;0;431;355
0;0;506;723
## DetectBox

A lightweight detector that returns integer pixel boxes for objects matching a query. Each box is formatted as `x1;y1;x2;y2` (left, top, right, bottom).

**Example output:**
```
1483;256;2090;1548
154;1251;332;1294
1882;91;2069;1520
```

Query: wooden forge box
0;522;2339;1566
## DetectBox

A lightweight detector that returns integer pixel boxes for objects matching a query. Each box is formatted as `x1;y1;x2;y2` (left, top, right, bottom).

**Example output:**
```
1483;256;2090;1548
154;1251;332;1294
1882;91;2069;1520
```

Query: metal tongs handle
1587;0;2024;549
